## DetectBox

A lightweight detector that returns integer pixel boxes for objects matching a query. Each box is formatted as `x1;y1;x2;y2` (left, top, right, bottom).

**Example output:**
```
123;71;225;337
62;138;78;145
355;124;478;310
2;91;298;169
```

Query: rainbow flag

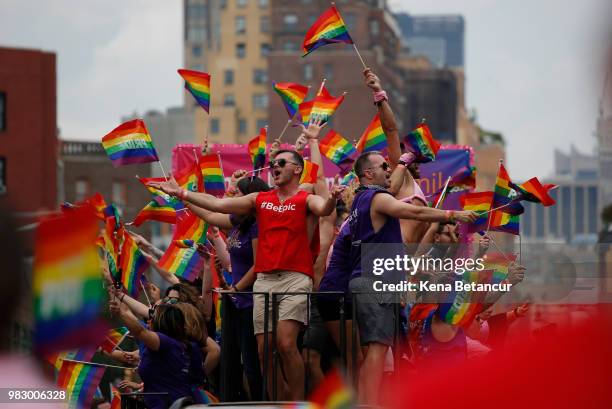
175;239;195;248
489;209;520;235
308;368;354;409
461;191;494;233
300;160;319;184
102;119;159;167
159;211;209;281
309;87;345;126
437;270;495;328
118;231;150;297
510;177;557;207
110;384;121;409
302;5;353;56
340;171;357;186
404;123;440;163
132;184;184;226
273;82;309;118
356;113;387;153
33;207;109;355
98;327;129;353
492;163;524;215
319;129;357;175
175;159;204;193
85;193;108;220
178;69;211;113
248;127;267;171
47;349;96;374
482;252;517;283
199;153;225;197
56;360;106;409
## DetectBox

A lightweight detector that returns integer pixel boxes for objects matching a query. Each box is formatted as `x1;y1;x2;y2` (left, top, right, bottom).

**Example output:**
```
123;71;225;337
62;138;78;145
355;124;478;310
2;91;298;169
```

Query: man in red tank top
148;136;344;400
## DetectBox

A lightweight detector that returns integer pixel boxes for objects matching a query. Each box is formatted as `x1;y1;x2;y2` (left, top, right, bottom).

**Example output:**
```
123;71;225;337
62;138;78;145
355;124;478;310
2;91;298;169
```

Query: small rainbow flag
175;160;204;193
56;360;106;409
298;100;315;126
308;368;354;409
133;183;184;227
175;239;195;248
98;327;129;353
110;384;121;409
356;113;387;153
178;69;211;113
510;177;557;207
159;211;209;281
102;119;159;167
300;159;319;184
319;129;357;175
489;209;520;235
482;252;517;283
248;127;267;171
118;230;150;297
309;87;345;126
273;82;309;118
492;163;524;215
404;123;440;163
199;153;225;197
85;193;108;220
302;5;353;56
47;349;96;374
461;191;494;233
33;207;109;355
437;270;495;328
340;171;357;186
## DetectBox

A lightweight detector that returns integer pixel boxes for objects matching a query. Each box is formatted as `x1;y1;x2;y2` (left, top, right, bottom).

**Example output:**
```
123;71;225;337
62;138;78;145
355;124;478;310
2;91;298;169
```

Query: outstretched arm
185;203;234;230
373;193;478;223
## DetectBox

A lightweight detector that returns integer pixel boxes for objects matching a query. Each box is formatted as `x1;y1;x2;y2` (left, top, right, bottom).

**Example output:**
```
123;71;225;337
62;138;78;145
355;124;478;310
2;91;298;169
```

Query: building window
188;26;205;41
369;19;380;35
0;157;6;195
235;16;246;34
211;118;220;134
283;41;297;52
548;189;558;237
303;64;313;81
561;186;571;242
258;0;268;7
192;45;202;57
253;93;269;109
253;69;268;84
575;186;584;234
239;119;247;134
224;93;236;106
0;93;5;131
224;69;234;85
75;179;90;202
112;181;127;208
324;63;334;81
283;14;298;30
236;43;246;58
191;63;204;72
237;0;248;7
260;15;270;33
260;43;270;57
588;186;598;233
256;119;267;131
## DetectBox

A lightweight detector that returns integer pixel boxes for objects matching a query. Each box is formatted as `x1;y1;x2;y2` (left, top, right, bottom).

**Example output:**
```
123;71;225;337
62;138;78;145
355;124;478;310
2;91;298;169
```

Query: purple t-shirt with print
226;219;258;309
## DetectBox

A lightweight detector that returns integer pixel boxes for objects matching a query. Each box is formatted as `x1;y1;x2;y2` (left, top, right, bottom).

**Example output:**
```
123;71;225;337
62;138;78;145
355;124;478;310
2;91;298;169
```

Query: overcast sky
1;0;610;179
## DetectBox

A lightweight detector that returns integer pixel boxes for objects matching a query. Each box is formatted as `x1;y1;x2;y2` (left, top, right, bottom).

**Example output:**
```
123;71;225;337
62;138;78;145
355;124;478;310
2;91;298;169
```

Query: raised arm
373;193;478;223
185;203;234;230
110;298;160;351
306;176;344;217
111;287;150;320
209;227;231;271
302;118;330;199
364;68;401;167
147;177;257;215
129;231;164;259
142;251;180;285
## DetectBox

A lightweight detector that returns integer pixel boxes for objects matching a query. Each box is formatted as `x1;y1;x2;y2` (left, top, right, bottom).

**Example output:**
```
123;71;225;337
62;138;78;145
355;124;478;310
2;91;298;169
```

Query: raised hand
300;116;326;141
363;68;382;92
478;234;491;253
294;134;308;154
507;263;526;285
330;175;347;199
146;176;182;198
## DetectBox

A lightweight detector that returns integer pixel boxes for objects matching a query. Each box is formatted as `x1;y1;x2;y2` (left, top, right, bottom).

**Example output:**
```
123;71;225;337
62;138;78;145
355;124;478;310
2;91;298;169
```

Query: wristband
398;152;416;167
373;90;388;104
179;189;188;200
445;210;455;223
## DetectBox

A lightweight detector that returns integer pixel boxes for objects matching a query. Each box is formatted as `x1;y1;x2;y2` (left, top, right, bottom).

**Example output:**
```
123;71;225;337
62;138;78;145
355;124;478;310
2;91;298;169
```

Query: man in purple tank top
348;151;478;405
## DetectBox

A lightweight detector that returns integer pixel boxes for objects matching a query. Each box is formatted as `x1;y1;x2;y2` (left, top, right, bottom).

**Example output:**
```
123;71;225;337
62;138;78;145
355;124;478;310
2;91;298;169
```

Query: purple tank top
319;222;352;293
226;218;257;309
348;187;403;279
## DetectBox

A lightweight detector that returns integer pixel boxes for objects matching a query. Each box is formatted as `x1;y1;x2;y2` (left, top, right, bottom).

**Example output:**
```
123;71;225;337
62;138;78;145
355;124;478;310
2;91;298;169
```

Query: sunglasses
365;162;390;173
269;158;299;168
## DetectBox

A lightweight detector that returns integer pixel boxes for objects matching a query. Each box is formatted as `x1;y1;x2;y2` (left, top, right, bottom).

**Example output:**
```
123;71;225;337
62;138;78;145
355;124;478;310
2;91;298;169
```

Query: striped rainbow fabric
319;129;357;175
273;82;309;118
489;209;520;235
460;191;494;233
178;69;211;113
492;163;524;215
248;127;267;171
101;119;159;167
356;113;387;153
56;360;106;409
308;368;354;409
437;270;496;328
118;230;150;297
300;160;319;184
404;123;440;163
308;86;345;126
98;327;129;353
302;5;353;56
199;153;225;197
158;211;209;281
132;187;184;226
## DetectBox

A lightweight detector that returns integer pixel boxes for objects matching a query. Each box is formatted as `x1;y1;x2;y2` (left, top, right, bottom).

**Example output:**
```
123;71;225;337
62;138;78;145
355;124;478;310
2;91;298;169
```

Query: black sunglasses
269;158;299;168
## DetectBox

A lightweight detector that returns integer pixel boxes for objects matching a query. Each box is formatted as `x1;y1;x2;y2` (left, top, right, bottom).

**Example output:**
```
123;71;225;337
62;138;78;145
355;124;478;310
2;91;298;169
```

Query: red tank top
254;189;314;277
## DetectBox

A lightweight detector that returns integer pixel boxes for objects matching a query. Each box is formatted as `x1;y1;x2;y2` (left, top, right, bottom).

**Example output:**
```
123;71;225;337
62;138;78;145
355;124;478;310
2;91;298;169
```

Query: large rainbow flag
33;207;109;355
178;69;211;113
461;191;494;233
404;123;440;163
101;119;159;167
118;230;150;297
356;113;387;153
248;127;267;171
56;360;106;409
158;211;209;281
319;129;357;175
273;82;309;118
199;153;225;197
302;6;353;56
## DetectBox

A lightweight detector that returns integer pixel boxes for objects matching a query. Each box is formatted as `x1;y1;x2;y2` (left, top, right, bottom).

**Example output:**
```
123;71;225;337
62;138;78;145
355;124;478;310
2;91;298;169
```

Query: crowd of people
100;68;529;408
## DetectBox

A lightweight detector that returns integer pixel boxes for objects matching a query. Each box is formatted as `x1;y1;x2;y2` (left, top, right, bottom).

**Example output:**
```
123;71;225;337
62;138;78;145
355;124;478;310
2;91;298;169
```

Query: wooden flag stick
157;161;169;181
140;280;152;308
352;43;367;70
278;119;293;142
60;358;131;370
434;176;452;209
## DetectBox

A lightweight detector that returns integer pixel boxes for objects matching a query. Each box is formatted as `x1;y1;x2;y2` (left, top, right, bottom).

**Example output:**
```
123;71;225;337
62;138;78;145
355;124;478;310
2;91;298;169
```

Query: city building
0;47;57;243
597;113;612;209
184;0;271;143
395;13;465;68
521;146;601;244
267;0;404;144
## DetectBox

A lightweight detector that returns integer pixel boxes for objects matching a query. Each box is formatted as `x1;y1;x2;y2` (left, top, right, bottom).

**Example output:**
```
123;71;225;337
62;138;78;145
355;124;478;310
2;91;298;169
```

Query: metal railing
218;290;403;401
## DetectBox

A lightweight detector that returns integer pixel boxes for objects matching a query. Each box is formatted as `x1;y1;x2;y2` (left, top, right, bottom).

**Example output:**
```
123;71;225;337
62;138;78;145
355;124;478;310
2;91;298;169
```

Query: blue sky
1;0;609;179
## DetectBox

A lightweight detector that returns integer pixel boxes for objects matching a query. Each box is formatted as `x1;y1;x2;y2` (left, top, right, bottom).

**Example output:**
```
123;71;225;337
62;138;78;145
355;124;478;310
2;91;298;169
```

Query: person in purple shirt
348;151;478;405
110;298;195;409
188;175;269;401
